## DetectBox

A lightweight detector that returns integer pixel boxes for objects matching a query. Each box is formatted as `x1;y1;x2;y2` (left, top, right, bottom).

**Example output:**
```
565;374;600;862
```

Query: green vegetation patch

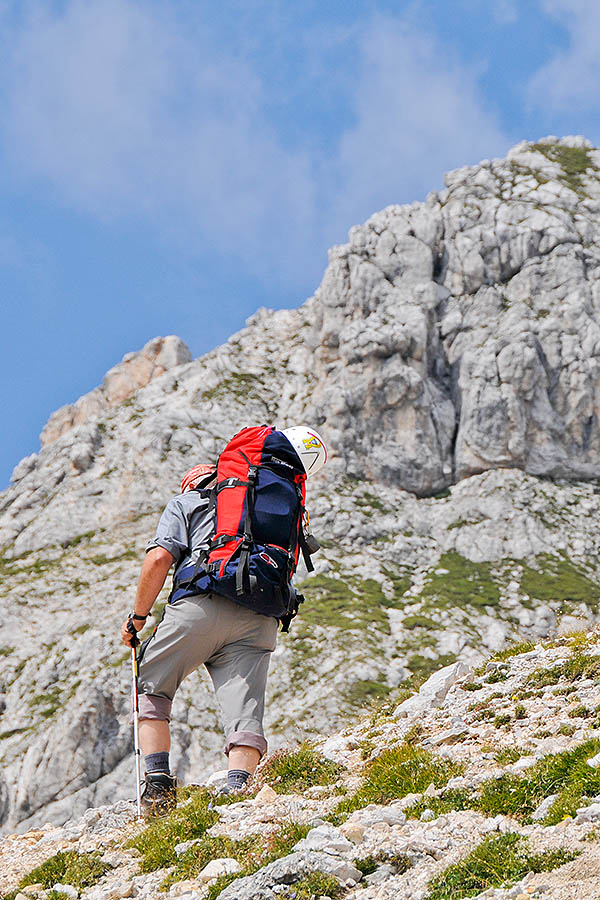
382;565;411;601
0;726;31;740
426;832;578;900
354;852;412;876
531;142;599;196
162;820;310;894
355;490;388;514
420;552;500;610
407;652;457;680
126;787;219;872
403;615;438;630
258;743;342;794
477;738;600;824
28;686;62;720
527;649;600;689
200;372;269;404
489;641;535;663
62;530;96;548
291;871;345;899
332;743;464;821
298;574;395;635
520;555;600;613
4;850;110;900
405;788;475;820
344;677;390;708
88;549;138;566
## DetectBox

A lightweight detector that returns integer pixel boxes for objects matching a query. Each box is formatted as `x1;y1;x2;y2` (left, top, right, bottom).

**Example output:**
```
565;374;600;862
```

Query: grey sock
145;751;170;775
227;769;251;790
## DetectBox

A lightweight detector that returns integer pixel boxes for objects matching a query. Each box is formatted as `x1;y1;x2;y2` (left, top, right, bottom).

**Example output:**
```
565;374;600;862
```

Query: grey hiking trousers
137;592;278;757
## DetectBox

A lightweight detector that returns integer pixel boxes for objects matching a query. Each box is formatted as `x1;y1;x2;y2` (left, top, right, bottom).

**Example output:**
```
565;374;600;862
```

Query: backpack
175;425;316;629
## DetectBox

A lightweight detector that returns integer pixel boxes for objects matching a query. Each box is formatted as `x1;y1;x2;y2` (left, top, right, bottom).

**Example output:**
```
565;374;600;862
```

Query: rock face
309;136;600;493
2;136;600;831
39;336;191;448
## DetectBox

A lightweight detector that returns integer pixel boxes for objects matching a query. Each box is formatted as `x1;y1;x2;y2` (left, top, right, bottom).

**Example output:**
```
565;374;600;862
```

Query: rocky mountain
2;634;600;900
2;135;600;833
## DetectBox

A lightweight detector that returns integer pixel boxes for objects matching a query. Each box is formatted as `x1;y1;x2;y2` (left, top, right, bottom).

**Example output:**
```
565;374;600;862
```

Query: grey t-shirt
146;490;215;581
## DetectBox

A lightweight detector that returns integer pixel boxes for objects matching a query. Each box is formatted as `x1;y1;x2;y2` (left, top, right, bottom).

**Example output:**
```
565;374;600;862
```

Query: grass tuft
495;747;524;766
331;743;464;822
126;787;219;872
405;789;474;820
257;743;342;794
291;870;344;899
527;650;600;689
426;832;578;900
4;851;109;900
489;641;535;663
477;738;600;824
161;820;311;893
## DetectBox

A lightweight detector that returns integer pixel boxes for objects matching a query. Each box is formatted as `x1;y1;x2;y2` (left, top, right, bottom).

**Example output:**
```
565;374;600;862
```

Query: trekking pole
128;623;143;821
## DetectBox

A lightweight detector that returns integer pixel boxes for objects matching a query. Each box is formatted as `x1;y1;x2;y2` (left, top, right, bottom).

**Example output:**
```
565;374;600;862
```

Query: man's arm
120;546;174;647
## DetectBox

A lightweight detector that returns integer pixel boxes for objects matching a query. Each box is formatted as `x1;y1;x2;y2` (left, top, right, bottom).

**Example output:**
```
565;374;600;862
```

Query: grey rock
395;661;472;717
575;802;600;823
531;794;559;821
426;724;469;746
40;335;192;447
293;824;353;855
52;885;78;899
365;863;396;884
349;804;407;827
217;851;362;900
175;838;203;856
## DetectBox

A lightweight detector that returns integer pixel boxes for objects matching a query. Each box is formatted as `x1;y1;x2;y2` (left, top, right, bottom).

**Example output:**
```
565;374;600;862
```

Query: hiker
120;425;327;811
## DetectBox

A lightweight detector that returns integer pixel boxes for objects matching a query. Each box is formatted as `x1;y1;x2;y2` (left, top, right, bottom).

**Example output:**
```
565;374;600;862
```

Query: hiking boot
140;772;177;815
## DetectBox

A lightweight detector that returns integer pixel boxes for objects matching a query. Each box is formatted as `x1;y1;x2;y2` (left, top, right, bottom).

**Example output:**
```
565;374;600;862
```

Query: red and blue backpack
173;426;316;628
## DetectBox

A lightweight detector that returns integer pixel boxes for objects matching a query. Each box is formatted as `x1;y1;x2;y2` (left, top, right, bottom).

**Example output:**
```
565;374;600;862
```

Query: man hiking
120;425;327;812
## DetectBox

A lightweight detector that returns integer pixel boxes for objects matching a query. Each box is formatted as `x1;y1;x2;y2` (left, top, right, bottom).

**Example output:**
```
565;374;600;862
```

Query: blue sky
1;0;599;489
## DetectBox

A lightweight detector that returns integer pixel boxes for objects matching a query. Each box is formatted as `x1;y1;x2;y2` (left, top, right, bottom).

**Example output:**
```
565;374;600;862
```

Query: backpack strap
236;463;259;596
294;486;315;574
171;488;217;595
280;590;305;633
298;526;315;574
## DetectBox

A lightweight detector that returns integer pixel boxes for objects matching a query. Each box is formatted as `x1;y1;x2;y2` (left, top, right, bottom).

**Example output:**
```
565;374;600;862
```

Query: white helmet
282;426;328;477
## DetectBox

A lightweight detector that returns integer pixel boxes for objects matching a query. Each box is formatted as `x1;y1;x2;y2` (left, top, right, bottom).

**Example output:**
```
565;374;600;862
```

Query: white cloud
0;0;316;272
527;0;600;111
332;16;509;227
492;0;519;25
0;2;510;282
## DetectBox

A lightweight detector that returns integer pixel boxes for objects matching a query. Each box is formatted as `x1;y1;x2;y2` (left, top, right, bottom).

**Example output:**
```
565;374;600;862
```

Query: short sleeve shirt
146;490;215;582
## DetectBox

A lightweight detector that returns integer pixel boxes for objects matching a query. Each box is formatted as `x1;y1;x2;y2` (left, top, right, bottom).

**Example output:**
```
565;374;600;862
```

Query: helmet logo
303;436;322;450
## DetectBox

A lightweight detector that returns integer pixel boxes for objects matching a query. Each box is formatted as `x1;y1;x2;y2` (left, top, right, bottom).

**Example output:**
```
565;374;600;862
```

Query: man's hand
120;546;174;648
121;616;144;648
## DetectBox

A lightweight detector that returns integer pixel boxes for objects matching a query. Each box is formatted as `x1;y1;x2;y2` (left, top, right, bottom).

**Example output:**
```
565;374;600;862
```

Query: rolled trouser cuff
225;730;268;758
138;694;173;721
